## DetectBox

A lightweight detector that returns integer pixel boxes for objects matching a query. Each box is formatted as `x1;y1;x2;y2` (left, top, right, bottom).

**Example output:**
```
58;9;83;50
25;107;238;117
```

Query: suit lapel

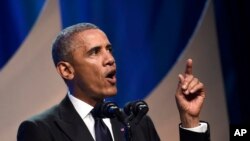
111;118;126;141
54;95;127;141
55;96;94;141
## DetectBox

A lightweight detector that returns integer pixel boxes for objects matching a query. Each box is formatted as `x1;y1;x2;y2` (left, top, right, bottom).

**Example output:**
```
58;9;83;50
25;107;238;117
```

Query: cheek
83;64;104;86
74;59;105;87
91;65;103;79
84;60;102;76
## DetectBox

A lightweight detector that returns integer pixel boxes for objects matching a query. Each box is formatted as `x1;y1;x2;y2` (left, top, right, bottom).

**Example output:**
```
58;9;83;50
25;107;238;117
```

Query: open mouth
105;69;117;84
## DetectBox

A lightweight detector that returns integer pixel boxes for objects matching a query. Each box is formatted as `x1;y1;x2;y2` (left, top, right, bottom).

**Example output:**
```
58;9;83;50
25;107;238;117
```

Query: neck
68;89;103;107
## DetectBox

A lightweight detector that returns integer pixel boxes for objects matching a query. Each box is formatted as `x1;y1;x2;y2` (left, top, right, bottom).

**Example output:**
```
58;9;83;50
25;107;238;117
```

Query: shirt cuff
180;122;208;133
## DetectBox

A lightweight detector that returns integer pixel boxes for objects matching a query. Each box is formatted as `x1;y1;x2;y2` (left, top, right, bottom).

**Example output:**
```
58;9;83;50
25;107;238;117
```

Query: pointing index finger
185;58;193;75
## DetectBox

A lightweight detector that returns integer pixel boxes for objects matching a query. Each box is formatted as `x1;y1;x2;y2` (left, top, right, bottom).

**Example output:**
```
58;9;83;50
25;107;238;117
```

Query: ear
56;61;74;80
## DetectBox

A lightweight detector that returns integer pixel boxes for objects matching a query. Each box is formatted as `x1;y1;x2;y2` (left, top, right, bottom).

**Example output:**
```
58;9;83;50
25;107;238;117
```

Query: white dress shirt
181;122;208;133
68;92;115;141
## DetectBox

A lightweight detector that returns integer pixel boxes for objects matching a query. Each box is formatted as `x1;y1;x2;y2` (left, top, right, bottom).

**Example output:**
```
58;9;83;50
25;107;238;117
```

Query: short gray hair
51;23;99;65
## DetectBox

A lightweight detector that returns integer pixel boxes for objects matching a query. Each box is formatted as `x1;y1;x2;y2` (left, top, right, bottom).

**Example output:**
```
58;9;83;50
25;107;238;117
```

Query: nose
103;52;115;66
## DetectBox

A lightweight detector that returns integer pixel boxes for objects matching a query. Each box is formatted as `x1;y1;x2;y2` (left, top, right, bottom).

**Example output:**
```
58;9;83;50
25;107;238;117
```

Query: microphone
92;102;125;123
123;100;149;125
124;100;149;116
92;102;118;118
102;102;123;119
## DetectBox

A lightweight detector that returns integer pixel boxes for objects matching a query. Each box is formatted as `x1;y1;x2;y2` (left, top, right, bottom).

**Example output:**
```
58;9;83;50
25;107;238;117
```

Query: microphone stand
122;101;149;141
96;101;148;141
93;102;133;141
112;109;133;141
124;122;132;141
116;108;148;141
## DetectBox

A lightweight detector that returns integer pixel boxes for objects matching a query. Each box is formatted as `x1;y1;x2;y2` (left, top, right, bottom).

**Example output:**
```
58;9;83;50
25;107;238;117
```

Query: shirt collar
67;91;94;119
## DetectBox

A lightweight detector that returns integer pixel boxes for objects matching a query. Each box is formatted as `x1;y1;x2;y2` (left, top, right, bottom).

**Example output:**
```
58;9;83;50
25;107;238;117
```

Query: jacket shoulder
17;104;60;141
28;104;60;123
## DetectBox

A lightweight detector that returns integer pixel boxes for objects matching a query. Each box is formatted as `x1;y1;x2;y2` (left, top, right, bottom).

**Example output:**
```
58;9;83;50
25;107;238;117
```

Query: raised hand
175;59;206;128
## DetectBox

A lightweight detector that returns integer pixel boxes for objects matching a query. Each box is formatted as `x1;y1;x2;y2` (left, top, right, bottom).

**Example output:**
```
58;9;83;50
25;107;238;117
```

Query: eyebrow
106;44;112;49
87;46;101;53
86;43;112;54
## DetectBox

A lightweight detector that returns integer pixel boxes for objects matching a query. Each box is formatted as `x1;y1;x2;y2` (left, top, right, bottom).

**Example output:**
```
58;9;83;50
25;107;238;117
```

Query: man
17;23;210;141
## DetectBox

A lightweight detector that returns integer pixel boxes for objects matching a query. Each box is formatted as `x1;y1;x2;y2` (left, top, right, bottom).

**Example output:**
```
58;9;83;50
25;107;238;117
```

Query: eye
106;45;113;53
88;47;101;56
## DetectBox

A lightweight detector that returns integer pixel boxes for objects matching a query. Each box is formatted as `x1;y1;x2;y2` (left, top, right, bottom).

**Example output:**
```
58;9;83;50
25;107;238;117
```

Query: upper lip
105;68;116;78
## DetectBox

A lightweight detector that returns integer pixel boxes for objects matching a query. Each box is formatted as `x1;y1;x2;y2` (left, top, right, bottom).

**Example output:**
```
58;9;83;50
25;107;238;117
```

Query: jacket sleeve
179;121;210;141
17;120;52;141
131;115;160;141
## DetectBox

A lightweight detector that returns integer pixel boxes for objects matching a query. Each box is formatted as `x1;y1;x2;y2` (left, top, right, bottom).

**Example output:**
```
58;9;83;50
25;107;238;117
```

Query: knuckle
199;82;204;87
193;78;198;82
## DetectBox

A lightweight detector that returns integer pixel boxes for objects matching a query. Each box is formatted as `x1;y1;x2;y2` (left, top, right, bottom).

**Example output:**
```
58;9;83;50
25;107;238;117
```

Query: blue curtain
0;0;45;68
214;0;250;124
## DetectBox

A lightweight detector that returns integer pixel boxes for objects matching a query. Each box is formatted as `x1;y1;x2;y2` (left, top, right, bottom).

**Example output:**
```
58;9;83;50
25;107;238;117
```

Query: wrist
180;113;200;128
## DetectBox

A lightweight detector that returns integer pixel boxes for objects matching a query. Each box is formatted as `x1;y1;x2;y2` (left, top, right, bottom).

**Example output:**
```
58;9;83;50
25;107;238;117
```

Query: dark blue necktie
92;111;113;141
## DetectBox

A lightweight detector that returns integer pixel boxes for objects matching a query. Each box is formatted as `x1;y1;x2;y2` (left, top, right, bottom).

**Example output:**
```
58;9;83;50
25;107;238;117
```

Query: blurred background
0;0;249;140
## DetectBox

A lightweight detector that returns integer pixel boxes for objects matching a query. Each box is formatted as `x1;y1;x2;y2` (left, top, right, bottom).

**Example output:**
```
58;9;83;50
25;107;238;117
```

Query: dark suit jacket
17;96;210;141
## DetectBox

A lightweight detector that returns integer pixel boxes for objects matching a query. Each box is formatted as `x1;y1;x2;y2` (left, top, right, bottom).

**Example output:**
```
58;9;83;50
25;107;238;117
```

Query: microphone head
102;102;119;118
92;102;119;118
124;101;133;115
124;100;149;116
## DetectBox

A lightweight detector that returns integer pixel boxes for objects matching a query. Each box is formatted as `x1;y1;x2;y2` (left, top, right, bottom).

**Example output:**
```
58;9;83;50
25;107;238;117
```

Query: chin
104;89;117;98
106;91;117;97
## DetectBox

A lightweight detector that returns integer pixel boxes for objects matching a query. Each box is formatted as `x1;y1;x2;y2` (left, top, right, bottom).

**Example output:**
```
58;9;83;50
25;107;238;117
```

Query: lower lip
106;76;117;85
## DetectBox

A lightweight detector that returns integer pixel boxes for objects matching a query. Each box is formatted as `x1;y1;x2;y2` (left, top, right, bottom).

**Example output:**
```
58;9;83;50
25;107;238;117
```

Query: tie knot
91;109;100;120
91;107;105;119
91;102;108;118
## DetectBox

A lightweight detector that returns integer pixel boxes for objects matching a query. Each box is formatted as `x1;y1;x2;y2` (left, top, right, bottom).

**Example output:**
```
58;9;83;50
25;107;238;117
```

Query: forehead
69;29;111;55
75;29;109;45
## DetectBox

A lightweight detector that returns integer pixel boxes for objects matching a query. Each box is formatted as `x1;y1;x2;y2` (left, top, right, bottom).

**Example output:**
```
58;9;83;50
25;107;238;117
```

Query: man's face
70;29;117;100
